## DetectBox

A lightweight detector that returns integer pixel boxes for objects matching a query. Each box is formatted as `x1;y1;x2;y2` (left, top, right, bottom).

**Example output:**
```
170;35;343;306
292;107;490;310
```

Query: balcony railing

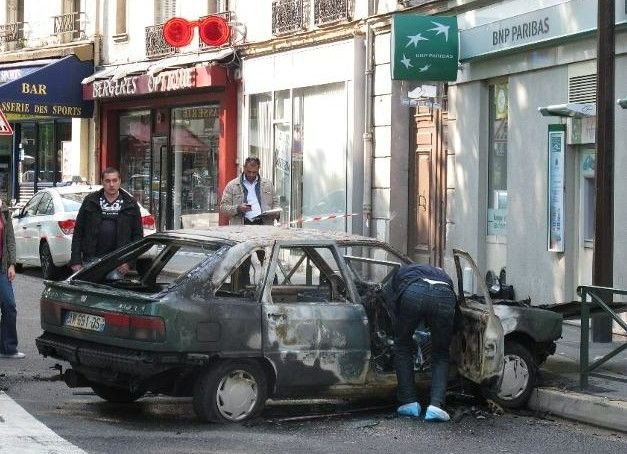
0;22;26;49
272;0;309;35
145;23;177;59
53;12;85;39
313;0;351;26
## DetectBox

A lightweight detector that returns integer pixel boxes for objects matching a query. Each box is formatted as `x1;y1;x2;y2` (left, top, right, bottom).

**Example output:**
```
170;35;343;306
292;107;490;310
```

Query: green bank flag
391;15;459;81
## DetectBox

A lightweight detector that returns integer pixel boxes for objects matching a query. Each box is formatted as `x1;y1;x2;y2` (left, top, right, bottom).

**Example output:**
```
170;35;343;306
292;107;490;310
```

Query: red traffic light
162;16;230;48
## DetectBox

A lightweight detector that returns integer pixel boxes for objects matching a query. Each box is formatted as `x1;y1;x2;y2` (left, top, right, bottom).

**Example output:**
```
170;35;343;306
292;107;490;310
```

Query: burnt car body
36;227;561;422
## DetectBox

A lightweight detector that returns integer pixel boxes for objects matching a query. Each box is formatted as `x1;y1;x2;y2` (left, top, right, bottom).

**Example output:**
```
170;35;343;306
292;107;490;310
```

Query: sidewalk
528;322;627;432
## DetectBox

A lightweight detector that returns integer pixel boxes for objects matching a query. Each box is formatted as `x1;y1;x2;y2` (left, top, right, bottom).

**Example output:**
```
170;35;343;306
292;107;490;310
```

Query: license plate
64;311;105;332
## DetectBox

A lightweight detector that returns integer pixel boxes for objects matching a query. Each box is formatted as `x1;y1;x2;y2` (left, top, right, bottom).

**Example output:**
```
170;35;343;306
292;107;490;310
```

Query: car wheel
193;360;268;423
483;340;537;408
40;242;61;280
91;383;145;403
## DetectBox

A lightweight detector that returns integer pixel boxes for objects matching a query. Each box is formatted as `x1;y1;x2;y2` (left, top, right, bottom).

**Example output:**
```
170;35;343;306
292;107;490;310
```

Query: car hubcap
216;369;258;421
497;354;529;401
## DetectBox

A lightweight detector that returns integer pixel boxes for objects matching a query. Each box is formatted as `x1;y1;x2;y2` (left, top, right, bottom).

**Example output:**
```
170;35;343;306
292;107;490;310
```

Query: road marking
0;391;86;454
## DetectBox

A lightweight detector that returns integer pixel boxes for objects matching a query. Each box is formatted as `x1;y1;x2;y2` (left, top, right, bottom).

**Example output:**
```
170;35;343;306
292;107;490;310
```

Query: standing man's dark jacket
70;188;143;266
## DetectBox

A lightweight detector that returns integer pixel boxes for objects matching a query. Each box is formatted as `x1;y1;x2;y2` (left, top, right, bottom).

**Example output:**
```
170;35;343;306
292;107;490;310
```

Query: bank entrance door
408;101;448;266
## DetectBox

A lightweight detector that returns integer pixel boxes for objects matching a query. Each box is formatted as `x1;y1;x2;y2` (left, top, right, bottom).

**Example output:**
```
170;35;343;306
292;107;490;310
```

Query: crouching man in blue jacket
382;263;457;422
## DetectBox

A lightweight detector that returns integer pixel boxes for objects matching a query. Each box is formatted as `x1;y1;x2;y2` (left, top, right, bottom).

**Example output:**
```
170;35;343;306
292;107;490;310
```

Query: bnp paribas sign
391;15;459;81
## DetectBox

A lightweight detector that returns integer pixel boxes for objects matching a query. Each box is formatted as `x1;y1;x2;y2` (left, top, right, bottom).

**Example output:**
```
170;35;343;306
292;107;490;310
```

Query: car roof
152;225;395;246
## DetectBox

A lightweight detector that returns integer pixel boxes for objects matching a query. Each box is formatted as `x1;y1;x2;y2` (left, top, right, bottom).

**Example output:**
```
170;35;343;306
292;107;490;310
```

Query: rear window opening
72;238;224;295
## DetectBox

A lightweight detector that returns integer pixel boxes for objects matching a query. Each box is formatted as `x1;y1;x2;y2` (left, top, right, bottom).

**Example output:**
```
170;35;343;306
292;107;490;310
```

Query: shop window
119;110;152;208
171;104;220;229
273;90;291;222
487;82;508;236
114;0;127;39
248;93;272;172
292;83;347;231
247;83;348;232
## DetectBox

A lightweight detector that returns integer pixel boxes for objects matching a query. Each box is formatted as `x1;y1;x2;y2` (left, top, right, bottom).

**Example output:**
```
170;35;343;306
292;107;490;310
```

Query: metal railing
578;285;627;388
313;0;351;26
52;12;85;39
0;22;26;50
272;0;309;35
145;23;177;59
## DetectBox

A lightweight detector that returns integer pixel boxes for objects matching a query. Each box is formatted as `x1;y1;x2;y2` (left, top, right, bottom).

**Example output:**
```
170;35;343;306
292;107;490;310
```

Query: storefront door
151;136;171;231
119;105;221;231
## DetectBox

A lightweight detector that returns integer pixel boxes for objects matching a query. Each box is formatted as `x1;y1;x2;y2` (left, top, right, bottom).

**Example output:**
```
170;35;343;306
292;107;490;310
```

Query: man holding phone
219;156;280;226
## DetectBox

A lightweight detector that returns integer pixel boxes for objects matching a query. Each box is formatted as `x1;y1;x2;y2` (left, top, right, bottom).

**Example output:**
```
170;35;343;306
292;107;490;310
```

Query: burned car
36;227;561;422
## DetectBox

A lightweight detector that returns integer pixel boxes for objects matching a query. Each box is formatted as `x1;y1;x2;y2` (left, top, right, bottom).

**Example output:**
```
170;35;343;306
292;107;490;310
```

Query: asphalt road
1;269;626;454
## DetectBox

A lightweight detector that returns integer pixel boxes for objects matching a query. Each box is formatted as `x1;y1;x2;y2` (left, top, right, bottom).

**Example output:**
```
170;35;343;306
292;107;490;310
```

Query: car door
13;192;45;265
34;191;55;234
261;240;370;390
451;249;504;385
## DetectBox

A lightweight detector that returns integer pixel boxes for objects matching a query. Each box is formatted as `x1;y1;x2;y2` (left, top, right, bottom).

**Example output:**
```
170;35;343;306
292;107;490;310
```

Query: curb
529;387;627;433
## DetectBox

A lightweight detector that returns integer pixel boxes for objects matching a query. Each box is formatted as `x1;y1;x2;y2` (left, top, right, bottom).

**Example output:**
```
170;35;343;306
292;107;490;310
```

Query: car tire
483;340;537;408
193;360;268;423
91;383;145;403
40;242;61;280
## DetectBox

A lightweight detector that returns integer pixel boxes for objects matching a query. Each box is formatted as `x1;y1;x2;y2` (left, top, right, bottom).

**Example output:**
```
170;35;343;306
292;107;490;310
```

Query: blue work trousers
392;280;456;408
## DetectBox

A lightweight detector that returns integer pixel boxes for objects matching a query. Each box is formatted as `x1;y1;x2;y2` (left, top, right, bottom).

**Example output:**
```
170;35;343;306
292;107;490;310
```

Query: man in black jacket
70;167;143;274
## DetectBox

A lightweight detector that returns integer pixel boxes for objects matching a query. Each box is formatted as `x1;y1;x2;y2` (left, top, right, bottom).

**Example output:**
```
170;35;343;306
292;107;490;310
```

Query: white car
12;185;155;279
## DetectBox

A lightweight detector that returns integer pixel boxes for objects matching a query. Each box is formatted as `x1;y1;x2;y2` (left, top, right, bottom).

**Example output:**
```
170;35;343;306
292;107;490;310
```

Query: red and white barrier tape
282;212;361;226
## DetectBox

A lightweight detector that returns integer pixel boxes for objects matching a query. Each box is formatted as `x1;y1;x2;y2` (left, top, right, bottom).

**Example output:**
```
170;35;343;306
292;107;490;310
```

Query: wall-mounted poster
547;124;565;252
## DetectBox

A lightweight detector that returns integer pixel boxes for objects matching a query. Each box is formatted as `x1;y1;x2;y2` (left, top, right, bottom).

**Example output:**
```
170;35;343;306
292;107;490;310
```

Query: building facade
3;0;625;318
446;0;627;311
0;0;95;203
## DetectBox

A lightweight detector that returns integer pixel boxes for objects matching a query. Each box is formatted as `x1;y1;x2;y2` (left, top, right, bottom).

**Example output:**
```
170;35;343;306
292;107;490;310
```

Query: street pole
592;0;614;342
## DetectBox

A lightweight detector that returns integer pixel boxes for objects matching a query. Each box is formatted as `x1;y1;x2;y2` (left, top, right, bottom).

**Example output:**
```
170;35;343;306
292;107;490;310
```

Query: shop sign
179;106;219;119
391;15;459;81
148;67;195;92
460;0;627;61
90;66;219;99
547;124;565;253
0;56;93;118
